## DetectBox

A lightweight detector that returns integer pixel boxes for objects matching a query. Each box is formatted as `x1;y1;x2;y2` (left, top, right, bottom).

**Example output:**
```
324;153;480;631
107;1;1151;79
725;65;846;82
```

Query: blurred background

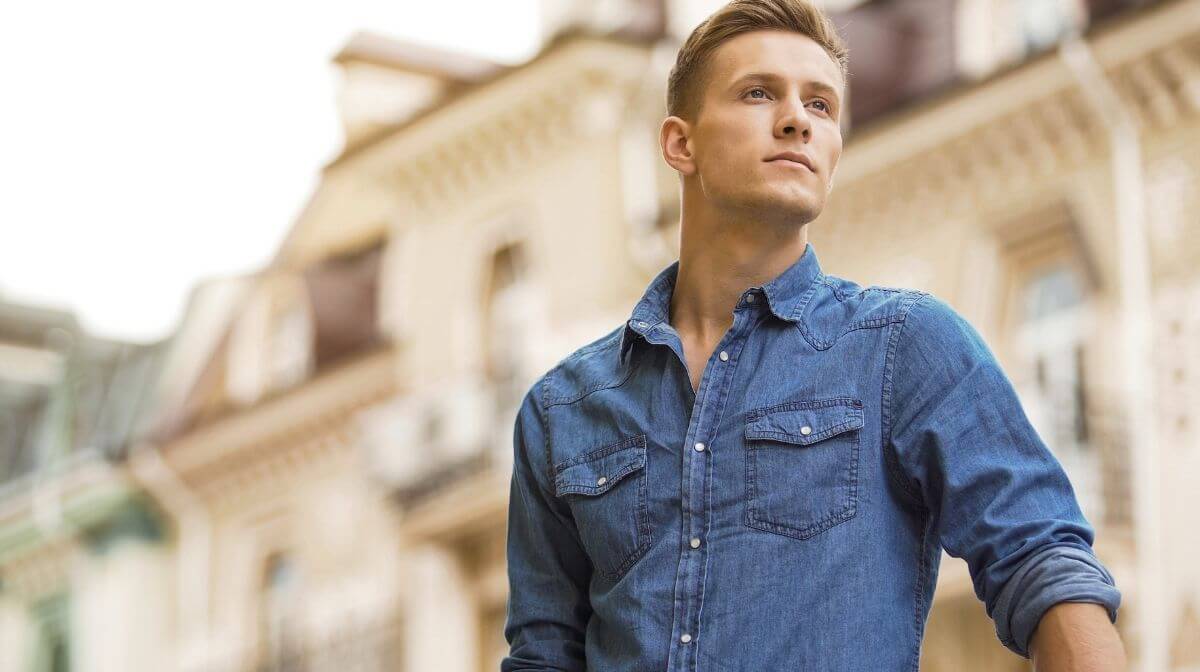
1;0;1197;670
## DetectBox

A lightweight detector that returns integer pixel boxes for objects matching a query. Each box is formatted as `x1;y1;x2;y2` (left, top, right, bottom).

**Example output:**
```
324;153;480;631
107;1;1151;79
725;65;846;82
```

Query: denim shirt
502;242;1120;672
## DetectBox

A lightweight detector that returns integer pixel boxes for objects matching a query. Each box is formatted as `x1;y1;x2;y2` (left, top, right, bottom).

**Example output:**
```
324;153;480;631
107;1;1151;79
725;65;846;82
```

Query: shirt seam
910;510;933;672
881;291;931;509
536;375;556;489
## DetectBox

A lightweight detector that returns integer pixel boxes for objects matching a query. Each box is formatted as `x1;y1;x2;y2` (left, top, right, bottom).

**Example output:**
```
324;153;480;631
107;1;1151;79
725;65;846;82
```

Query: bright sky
0;1;542;343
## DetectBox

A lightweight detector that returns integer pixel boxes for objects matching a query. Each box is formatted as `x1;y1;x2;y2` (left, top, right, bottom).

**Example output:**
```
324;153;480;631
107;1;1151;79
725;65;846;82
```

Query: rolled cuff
991;542;1122;658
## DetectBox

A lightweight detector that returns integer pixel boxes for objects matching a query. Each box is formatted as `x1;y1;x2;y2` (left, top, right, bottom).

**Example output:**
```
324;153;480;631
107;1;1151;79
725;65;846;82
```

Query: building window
268;291;314;393
1011;261;1103;523
1018;0;1087;54
31;594;70;672
260;553;304;672
303;241;384;370
482;243;532;415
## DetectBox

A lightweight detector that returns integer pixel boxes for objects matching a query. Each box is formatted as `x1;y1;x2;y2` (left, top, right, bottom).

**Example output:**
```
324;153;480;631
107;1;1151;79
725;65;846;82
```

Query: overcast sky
0;1;542;343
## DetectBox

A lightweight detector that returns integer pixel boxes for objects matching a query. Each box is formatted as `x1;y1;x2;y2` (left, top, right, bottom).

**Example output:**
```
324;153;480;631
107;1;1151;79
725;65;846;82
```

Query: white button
596;476;607;485
800;426;812;435
694;442;705;452
746;294;756;303
680;633;692;643
635;320;647;328
689;537;701;548
719;350;729;361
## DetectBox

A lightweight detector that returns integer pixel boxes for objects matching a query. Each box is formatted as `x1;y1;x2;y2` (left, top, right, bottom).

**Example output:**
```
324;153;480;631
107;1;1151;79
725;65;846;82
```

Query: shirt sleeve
502;380;593;672
886;293;1121;658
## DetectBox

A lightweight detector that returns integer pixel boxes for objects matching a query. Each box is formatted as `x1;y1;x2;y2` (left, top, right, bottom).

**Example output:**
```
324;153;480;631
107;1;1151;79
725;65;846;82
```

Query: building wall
13;4;1191;672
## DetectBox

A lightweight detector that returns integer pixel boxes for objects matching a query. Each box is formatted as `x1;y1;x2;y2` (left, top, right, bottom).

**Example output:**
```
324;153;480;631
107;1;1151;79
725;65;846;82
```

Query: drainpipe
1058;35;1166;672
128;441;212;672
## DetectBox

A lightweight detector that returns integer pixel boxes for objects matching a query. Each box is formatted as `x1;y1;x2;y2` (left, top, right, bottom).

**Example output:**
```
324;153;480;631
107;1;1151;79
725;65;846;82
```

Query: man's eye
745;88;768;99
809;99;831;114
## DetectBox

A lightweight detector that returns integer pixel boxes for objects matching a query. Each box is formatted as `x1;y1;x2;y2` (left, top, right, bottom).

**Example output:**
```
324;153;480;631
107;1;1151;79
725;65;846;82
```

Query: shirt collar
619;242;824;363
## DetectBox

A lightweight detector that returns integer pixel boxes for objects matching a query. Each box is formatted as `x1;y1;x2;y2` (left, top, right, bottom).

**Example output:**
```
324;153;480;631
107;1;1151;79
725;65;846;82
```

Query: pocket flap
745;400;864;446
554;435;647;497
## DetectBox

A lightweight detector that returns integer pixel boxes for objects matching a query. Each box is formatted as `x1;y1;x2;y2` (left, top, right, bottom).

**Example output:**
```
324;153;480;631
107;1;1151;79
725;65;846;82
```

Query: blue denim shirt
503;242;1120;671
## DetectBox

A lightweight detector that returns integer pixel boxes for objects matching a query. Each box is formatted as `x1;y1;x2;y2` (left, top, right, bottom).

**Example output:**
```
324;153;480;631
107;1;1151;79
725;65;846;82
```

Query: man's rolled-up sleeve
887;293;1121;658
502;381;593;672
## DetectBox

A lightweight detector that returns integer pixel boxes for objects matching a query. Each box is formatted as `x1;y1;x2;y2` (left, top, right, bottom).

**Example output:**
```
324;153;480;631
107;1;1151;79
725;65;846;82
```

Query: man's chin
757;194;821;225
714;190;821;225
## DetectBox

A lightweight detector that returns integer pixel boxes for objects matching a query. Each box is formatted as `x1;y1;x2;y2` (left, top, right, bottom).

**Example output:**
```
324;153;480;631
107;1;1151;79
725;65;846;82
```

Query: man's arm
502;382;593;672
886;293;1123;662
1028;602;1127;671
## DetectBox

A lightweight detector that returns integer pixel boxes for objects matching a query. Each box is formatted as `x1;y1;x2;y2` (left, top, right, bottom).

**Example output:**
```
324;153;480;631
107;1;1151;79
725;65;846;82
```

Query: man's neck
669;204;809;344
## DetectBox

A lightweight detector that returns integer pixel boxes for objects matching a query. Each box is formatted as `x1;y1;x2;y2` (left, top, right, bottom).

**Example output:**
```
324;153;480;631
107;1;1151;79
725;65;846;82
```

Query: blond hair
667;0;849;121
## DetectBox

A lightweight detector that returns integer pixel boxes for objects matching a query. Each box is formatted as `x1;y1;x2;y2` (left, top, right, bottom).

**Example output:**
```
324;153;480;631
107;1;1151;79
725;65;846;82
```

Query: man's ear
660;116;697;177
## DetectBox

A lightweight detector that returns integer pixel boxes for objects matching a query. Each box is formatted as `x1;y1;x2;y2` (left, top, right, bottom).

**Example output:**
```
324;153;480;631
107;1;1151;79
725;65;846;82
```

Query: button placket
670;304;758;671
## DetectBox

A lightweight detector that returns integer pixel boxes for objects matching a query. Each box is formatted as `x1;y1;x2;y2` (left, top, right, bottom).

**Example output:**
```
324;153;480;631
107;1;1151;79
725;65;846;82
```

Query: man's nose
775;96;812;140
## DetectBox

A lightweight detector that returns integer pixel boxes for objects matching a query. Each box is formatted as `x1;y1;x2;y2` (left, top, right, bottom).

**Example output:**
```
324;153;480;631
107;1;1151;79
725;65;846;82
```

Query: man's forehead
709;30;843;91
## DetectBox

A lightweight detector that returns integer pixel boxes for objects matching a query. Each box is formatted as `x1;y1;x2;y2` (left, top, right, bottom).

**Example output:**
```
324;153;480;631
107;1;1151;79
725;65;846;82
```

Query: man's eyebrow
728;72;841;102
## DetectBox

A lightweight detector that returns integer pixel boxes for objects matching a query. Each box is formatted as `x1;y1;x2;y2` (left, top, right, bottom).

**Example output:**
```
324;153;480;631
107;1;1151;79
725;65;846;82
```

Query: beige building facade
2;1;1198;671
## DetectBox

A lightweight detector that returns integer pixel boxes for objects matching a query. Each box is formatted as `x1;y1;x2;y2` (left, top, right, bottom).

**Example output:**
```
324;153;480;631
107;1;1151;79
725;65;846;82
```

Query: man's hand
1028;602;1127;671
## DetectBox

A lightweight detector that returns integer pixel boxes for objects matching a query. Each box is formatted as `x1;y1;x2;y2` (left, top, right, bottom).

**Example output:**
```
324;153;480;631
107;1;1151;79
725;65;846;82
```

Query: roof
333;30;509;83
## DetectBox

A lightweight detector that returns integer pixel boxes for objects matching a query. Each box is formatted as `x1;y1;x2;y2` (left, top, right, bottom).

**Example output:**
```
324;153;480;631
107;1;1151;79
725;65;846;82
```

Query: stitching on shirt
538;375;555;488
821;275;912;302
553;434;646;471
881;291;931;509
574;327;623;356
544;339;638;407
545;363;637;407
910;509;932;672
795;280;910;350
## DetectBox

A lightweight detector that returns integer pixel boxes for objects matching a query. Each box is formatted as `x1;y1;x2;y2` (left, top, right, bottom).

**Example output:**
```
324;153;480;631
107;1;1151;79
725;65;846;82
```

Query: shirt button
719;350;729;361
596;476;607;485
694;442;705;452
800;426;812;435
690;537;701;548
680;633;692;643
746;294;756;303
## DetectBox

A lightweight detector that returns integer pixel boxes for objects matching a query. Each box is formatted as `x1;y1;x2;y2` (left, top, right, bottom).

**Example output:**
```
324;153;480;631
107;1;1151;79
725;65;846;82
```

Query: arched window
259;552;304;671
481;243;532;415
1011;260;1102;523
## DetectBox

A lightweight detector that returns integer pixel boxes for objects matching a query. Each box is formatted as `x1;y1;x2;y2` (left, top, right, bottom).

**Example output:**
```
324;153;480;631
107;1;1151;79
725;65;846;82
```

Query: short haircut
667;0;849;122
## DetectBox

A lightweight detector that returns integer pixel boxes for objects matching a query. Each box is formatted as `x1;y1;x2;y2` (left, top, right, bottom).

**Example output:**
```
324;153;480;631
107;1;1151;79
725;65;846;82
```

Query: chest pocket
743;398;863;540
553;434;652;581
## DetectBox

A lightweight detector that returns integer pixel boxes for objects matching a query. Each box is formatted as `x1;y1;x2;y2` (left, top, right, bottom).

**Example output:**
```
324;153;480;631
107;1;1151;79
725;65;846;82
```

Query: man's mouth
767;158;814;173
765;151;816;172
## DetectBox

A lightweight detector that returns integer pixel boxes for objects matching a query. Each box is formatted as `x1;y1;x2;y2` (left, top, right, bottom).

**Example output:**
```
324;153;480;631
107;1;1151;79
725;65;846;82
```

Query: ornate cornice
827;0;1200;231
367;38;651;222
156;347;399;504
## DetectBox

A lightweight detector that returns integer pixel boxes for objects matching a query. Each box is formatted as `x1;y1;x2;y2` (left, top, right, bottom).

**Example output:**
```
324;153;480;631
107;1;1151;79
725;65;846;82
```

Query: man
502;1;1125;670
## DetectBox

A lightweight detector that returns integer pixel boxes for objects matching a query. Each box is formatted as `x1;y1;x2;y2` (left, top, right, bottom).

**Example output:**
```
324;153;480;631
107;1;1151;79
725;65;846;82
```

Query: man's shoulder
527;323;631;409
889;289;996;365
800;274;929;347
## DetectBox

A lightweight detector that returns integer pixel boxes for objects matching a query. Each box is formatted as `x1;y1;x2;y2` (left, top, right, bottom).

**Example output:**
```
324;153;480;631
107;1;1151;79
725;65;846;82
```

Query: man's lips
766;158;814;173
765;151;816;172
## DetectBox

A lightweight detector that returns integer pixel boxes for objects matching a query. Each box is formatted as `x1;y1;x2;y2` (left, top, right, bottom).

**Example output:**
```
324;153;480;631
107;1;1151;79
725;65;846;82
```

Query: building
0;297;173;672
2;0;1197;670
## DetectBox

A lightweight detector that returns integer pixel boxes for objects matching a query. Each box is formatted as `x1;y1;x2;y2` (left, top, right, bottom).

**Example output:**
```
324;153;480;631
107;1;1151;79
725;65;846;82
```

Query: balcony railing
236;616;405;672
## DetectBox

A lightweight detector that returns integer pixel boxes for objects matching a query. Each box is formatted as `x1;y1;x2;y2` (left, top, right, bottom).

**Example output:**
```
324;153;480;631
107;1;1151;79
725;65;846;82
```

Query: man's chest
541;319;900;579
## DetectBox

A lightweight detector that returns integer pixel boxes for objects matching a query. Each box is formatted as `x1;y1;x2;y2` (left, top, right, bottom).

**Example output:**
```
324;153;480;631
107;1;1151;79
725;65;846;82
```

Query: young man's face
678;29;845;225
